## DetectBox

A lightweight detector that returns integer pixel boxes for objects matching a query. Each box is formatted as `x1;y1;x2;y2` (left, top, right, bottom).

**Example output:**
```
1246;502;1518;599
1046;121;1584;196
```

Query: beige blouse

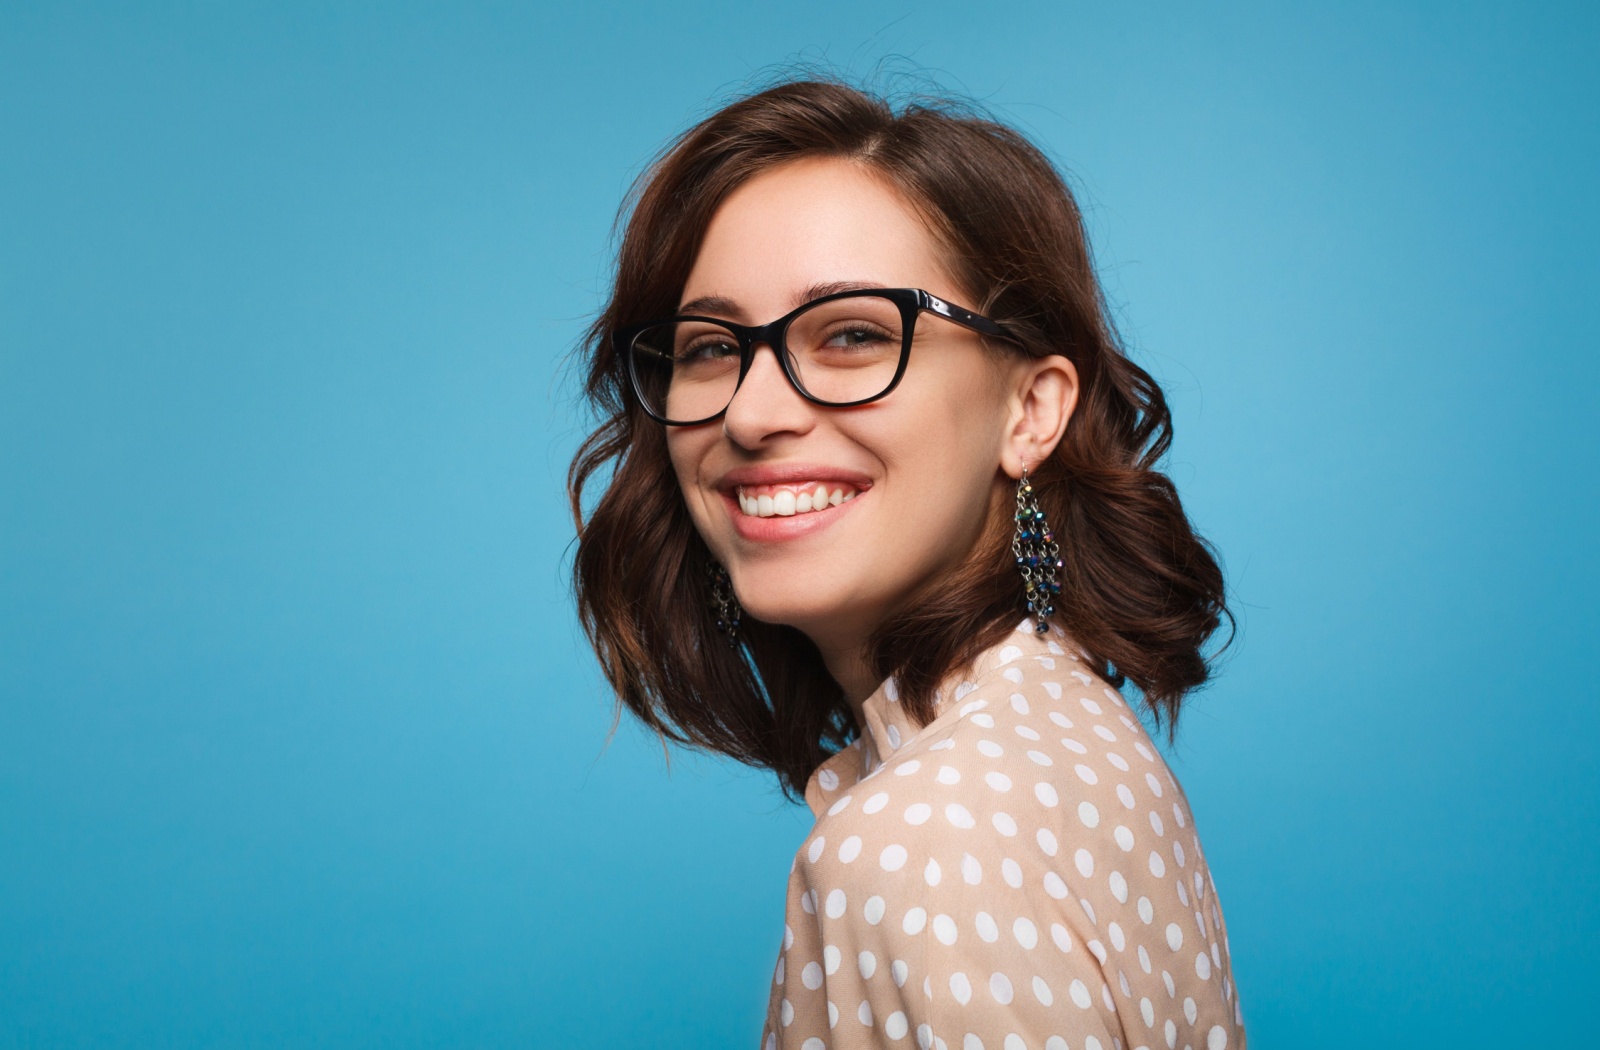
759;619;1246;1050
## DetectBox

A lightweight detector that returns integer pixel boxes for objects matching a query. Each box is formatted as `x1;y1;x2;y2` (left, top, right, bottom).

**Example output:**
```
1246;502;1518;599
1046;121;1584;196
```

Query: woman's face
665;157;1070;660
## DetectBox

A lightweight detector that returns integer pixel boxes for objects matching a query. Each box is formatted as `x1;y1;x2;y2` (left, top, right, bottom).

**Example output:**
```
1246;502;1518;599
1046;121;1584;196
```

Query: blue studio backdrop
2;3;1596;1047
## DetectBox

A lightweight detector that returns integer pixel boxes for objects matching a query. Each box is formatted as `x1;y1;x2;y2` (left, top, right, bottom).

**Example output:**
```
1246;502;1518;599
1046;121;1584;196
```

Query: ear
999;354;1079;479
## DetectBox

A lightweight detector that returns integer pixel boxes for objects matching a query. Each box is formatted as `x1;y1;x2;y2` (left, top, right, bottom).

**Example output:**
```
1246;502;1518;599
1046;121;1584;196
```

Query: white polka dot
1173;803;1187;829
1003;859;1024;887
1145;772;1163;797
1006;1037;1025;1050
892;959;909;987
1174;840;1187;867
807;837;826;862
1208;1024;1229;1049
1081;900;1099;926
992;811;1018;836
936;765;961;785
1068;978;1092;1008
923;857;942;885
999;644;1023;664
1043;871;1069;898
827;795;853;816
1026;749;1053;766
1164;1020;1177;1047
1074;848;1095;877
1035;782;1060;807
865;896;886;924
1196;951;1212;979
1110;870;1128;903
1138;944;1151;973
989;972;1014;1004
1011;693;1031;714
977;739;1004;758
971;713;995;728
961;852;983;884
946;803;976;828
1002;667;1024;683
1093;725;1116;741
857;999;873;1025
801;889;816;914
895;759;922;777
1004;916;1036;949
976;911;1000;941
1137;896;1154;924
949;971;972;1004
903;803;932;825
1048;711;1073;728
1059;737;1088;754
1031;975;1054;1005
885;724;902;749
784;923;794;950
885;1011;908;1039
1014;724;1041;741
774;956;784;985
1036;828;1059;856
1184;996;1198;1024
933;914;958;945
802;961;823;989
818;769;840;791
1114;825;1135;851
1149;851;1166;878
1135;741;1154;761
1149;811;1165;836
1109;921;1126;951
881;844;909;871
781;997;793;1025
903;908;927;935
1074;763;1099;785
1078;800;1100;827
826;889;846;918
824;944;841;974
863;792;890;815
1166;922;1183;951
1107;752;1129;772
859;951;877;978
1116;784;1136;809
1043;681;1062;699
1080;697;1102;715
839;835;862;863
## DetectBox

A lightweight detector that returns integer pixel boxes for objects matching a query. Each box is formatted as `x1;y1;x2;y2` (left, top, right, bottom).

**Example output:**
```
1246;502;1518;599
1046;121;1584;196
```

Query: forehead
681;156;962;315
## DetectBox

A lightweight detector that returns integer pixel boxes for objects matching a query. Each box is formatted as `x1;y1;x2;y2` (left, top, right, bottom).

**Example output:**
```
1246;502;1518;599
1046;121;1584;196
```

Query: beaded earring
1012;468;1063;634
707;559;742;646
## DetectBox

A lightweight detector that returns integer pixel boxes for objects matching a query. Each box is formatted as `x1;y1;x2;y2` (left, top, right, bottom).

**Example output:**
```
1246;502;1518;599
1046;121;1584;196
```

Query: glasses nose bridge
731;316;799;388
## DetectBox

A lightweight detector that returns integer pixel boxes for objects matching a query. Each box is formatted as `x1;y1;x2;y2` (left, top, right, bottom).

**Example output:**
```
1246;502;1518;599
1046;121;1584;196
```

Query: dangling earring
1012;467;1062;635
707;559;742;646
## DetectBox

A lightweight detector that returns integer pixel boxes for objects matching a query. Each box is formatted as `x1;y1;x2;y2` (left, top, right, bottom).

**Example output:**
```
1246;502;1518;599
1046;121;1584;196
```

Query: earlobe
1000;354;1079;479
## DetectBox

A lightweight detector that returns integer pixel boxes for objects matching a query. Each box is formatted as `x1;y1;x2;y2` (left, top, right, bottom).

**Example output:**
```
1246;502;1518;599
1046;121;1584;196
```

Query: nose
721;340;816;449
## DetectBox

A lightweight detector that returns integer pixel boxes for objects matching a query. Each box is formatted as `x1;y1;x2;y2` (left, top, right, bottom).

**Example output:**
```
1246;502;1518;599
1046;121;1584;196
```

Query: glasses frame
615;287;1021;426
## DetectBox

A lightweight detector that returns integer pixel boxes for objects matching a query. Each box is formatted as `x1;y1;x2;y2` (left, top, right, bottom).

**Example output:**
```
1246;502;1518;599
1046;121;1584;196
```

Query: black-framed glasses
616;287;1020;426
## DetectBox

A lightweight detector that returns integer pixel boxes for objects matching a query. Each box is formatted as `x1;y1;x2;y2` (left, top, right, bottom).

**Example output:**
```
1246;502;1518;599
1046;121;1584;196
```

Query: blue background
3;2;1596;1046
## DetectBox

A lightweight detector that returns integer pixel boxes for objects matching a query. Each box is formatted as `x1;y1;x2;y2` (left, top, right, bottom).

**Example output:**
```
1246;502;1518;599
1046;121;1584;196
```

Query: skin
665;157;1079;731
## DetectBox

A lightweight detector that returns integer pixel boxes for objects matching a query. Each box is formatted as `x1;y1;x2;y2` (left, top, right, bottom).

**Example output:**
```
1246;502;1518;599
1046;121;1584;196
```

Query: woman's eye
677;339;738;362
824;327;888;348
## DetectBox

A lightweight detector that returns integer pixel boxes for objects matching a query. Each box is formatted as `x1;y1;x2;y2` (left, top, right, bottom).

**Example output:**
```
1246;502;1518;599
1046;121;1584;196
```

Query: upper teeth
737;483;859;517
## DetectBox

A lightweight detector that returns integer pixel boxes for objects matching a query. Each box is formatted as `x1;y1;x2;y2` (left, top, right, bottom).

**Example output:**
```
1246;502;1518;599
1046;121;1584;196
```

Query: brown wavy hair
568;76;1232;802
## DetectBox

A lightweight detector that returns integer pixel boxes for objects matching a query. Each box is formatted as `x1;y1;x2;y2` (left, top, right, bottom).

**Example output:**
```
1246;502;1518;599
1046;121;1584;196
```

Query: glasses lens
786;294;906;405
629;320;742;422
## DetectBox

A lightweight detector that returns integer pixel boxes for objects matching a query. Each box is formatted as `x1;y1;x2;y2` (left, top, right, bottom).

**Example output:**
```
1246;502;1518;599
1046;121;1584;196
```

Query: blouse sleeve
764;671;1244;1050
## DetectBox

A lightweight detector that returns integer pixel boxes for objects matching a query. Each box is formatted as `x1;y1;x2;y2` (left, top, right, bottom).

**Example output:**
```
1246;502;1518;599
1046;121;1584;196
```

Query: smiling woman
568;78;1245;1049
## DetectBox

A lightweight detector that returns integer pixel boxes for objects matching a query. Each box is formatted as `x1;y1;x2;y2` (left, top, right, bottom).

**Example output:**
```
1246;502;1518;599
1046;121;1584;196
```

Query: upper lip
714;463;875;494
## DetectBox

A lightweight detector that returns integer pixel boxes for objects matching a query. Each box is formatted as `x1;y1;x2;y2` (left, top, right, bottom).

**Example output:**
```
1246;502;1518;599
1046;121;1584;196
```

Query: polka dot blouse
760;619;1246;1050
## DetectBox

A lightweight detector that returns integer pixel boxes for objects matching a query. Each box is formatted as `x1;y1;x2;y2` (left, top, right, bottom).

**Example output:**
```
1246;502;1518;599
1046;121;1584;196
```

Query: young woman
569;78;1246;1050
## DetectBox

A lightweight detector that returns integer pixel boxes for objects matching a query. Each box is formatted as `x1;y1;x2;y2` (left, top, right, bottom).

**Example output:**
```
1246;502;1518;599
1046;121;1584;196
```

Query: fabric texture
759;619;1246;1050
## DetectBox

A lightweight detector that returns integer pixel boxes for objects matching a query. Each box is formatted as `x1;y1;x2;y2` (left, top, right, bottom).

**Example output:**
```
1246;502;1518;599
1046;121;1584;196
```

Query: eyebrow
676;280;886;319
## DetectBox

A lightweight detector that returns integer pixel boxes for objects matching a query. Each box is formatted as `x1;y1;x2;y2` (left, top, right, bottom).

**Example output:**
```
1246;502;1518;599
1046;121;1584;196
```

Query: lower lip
723;490;865;542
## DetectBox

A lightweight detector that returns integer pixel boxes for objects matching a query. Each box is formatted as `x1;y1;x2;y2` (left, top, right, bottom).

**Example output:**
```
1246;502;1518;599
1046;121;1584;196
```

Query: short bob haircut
569;77;1231;803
